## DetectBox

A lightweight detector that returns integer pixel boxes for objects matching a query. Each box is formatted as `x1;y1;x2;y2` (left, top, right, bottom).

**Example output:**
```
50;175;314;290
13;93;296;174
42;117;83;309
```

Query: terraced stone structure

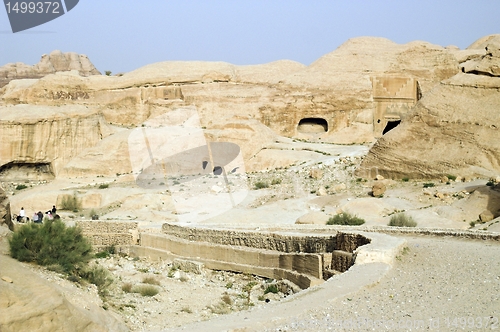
131;224;370;289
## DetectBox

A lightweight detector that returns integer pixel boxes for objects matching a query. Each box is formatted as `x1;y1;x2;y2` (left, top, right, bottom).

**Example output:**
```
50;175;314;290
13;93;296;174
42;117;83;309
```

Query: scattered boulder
316;186;328;196
372;182;386;197
309;169;323;180
479;210;494;222
375;174;384;181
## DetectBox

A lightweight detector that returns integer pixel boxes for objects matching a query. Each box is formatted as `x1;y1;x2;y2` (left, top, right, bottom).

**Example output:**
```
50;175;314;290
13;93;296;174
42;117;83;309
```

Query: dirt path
263;236;500;331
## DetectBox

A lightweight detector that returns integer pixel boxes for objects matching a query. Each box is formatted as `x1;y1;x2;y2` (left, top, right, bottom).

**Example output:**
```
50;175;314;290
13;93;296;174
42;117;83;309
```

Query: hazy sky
1;1;498;74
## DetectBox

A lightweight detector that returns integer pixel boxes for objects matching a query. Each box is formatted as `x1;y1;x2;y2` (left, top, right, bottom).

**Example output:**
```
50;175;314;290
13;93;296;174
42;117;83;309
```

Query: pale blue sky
1;1;498;74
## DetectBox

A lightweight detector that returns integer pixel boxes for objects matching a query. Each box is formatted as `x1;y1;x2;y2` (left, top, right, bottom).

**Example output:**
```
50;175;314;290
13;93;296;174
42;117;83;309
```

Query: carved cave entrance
0;162;54;181
297;118;328;133
382;120;401;135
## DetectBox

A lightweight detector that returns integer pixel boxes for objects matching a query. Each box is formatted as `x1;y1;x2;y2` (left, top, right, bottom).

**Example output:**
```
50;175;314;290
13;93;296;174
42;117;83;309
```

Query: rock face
359;36;500;179
1;38;461;145
0;103;112;177
0;251;128;332
0;50;101;88
0;37;485;178
0;187;12;231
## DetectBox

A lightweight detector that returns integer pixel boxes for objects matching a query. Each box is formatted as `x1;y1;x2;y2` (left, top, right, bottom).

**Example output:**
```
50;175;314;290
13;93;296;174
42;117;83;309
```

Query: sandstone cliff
0;50;101;88
358;36;500;179
0;104;112;178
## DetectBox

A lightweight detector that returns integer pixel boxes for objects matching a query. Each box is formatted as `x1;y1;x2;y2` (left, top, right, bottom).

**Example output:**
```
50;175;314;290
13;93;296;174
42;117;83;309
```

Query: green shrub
388;213;417;227
423;183;435;188
486;181;494;187
15;184;28;190
402;177;409;182
447;175;457;181
264;284;279;294
80;265;113;296
271;178;282;185
8;219;92;274
327;213;365;226
254;181;269;189
61;194;81;211
98;183;109;189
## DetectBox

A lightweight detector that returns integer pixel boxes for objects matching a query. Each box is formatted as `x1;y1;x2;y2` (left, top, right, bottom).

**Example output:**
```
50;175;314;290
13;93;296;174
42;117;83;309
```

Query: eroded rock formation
359;35;500;179
0;103;112;177
0;50;101;88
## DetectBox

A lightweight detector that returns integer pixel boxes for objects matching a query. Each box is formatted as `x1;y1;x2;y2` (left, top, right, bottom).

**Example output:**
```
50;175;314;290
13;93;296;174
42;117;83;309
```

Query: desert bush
221;293;233;305
135;285;159;297
8;219;92;274
94;245;116;259
388;213;417;227
264;284;279;294
15;184;28;190
122;282;133;293
402;177;409;182
327;212;365;226
423;183;435;188
98;183;109;189
80;265;113;296
447;175;457;181
254;181;269;189
142;276;160;286
271;178;282;185
486;181;494;187
61;193;81;211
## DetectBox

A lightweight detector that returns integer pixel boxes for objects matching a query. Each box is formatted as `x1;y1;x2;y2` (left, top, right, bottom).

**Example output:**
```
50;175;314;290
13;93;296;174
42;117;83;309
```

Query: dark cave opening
297;118;328;133
382;120;401;135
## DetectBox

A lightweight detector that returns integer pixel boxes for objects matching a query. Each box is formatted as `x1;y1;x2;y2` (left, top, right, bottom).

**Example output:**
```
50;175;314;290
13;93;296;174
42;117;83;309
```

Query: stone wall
76;221;138;248
162;223;338;253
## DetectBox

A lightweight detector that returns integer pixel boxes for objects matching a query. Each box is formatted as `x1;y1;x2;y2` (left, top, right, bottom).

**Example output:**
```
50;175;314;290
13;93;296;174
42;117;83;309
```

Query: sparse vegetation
271;178;282;185
447;175;457;181
254;181;269;189
423;182;435;188
388;213;417;227
80;265;113;297
264;284;279;294
402;177;409;182
327;212;365;226
61;193;81;211
486;181;494;186
135;285;159;297
15;184;28;190
105;70;112;76
122;282;133;293
98;183;109;189
142;276;160;286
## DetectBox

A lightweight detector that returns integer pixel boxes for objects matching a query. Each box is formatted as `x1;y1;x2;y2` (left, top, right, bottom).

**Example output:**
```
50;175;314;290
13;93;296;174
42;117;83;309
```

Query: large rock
0;252;127;332
0;187;12;231
358;36;500;179
0;50;100;88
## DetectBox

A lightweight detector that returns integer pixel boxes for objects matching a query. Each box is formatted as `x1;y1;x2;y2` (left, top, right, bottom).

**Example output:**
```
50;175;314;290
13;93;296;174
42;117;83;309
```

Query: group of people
17;205;59;223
